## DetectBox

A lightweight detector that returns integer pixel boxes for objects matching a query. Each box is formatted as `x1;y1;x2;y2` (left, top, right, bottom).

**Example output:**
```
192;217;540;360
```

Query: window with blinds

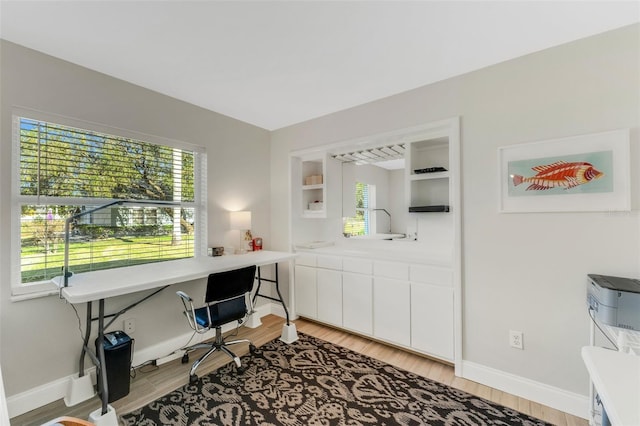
14;115;205;288
343;182;370;236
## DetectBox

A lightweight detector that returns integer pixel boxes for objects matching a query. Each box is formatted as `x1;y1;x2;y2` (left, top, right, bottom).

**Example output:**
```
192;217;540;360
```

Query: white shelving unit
405;137;451;211
294;155;327;218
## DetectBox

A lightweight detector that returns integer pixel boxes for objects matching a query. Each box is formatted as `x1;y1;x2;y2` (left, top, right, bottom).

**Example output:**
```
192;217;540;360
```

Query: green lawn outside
21;234;194;283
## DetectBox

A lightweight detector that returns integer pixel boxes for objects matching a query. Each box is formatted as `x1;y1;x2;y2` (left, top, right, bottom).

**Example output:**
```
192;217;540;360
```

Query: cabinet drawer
410;264;452;287
342;257;373;274
295;253;317;267
374;261;409;280
317;255;342;270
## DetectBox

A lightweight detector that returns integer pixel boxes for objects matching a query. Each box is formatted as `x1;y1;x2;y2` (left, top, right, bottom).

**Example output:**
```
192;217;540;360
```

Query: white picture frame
498;129;630;213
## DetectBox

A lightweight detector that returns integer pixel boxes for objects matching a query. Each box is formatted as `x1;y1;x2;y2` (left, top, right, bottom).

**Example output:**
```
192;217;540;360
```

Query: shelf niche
406;137;450;211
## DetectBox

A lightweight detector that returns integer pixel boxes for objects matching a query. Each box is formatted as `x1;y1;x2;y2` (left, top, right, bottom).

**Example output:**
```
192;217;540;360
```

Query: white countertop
295;241;452;266
582;346;640;426
54;251;297;303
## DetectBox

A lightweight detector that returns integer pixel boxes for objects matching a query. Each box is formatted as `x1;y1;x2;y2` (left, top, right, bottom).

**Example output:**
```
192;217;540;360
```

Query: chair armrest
176;291;208;333
176;291;192;302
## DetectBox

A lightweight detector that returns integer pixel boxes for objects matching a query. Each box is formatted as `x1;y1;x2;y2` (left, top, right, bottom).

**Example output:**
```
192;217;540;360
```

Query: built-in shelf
409;205;450;213
302;184;324;190
295;155;327;218
406;137;451;208
409;171;449;181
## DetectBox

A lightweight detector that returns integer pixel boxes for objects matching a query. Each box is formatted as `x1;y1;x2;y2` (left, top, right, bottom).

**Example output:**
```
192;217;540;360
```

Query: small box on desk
208;247;224;256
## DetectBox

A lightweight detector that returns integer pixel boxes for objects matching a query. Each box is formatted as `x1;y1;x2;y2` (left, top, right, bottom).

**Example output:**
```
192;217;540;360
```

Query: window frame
11;108;208;299
343;182;377;237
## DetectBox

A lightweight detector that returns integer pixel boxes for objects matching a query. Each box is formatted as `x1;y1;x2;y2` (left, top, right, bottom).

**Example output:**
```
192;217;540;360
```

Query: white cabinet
410;264;454;360
295;254;342;325
342;272;373;335
410;282;453;360
373;277;411;346
374;260;409;280
343;257;373;274
294;252;455;363
294;265;317;319
317;268;342;326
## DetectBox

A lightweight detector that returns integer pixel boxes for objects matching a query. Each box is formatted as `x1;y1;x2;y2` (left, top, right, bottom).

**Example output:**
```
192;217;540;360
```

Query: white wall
0;40;271;400
271;23;640;405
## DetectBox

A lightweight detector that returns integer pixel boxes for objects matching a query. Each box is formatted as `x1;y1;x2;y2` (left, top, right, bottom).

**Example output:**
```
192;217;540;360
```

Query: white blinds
19;118;195;203
16;116;200;285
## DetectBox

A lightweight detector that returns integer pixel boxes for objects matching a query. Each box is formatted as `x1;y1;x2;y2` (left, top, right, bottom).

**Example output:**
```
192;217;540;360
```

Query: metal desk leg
251;263;298;343
97;299;109;415
88;299;118;426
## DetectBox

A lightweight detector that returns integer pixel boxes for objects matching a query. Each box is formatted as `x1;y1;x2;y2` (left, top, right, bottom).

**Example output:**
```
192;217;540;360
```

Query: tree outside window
16;116;203;285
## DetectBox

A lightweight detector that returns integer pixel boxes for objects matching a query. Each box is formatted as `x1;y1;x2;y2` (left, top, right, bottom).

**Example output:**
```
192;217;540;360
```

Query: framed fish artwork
498;129;630;212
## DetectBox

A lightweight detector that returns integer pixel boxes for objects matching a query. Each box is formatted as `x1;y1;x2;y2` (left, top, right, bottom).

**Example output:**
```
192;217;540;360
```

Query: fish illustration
512;160;603;191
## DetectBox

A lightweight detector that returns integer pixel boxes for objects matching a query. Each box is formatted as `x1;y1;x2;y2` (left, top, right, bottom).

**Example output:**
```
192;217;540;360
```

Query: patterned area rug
121;333;550;425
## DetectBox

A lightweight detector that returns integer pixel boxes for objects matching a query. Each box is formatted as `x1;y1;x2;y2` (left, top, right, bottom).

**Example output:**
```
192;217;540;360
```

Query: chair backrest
205;265;256;304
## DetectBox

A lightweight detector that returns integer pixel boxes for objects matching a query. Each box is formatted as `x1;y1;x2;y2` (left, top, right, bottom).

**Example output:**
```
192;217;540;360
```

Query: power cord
70;303;85;344
588;307;618;350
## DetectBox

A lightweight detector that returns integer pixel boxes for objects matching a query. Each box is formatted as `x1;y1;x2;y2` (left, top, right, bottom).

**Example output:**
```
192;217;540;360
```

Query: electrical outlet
509;330;523;349
124;318;135;334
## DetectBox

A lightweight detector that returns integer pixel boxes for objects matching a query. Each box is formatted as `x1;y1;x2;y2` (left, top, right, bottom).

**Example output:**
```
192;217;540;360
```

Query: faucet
371;208;391;233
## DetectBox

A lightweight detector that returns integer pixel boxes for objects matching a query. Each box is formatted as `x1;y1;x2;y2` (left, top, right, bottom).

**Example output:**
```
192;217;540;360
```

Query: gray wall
271;23;640;398
0;41;271;396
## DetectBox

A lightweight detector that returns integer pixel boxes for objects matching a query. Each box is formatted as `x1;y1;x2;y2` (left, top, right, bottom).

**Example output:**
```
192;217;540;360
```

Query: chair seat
194;297;247;328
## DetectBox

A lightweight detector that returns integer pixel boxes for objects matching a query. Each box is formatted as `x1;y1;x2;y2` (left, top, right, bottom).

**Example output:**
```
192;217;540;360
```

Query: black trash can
95;330;133;403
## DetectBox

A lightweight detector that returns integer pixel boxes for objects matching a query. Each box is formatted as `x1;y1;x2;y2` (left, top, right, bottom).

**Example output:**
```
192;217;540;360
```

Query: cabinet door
411;282;453;360
294;265;317;319
373;277;410;346
342;272;373;335
317;269;342;326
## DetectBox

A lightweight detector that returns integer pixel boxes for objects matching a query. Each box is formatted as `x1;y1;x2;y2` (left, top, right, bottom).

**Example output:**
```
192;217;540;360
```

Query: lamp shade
230;211;251;230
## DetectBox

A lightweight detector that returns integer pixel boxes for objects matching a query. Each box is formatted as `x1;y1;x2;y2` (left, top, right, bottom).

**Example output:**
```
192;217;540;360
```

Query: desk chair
176;265;257;383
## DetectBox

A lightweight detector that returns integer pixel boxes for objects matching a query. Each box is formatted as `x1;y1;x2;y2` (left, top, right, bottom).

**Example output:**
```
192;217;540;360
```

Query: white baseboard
460;360;589;420
6;303;277;419
7;371;92;419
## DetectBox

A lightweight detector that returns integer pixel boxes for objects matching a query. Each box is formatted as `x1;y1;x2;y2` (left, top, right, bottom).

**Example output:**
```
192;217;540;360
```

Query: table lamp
230;210;252;253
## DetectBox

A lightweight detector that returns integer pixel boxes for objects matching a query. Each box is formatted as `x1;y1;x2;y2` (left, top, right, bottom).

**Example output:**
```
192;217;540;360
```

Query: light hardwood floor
12;315;588;425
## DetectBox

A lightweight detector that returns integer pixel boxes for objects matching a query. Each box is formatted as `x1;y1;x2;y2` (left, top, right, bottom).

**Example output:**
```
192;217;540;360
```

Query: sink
349;233;405;240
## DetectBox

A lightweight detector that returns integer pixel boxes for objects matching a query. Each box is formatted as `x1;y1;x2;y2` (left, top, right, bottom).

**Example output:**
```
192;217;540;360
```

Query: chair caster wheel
249;344;257;354
189;374;198;384
181;353;189;364
237;365;246;374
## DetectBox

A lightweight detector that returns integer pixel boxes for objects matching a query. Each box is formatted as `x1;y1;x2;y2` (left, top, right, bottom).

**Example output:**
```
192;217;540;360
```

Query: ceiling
1;1;638;131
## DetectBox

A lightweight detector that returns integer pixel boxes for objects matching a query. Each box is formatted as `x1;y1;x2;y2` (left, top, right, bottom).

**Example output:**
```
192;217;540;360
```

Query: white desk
55;251;297;426
582;346;640;426
56;251;297;303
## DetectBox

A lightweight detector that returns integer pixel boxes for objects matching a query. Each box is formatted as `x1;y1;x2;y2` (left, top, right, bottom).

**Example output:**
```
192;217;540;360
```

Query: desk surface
582;346;640;426
54;251;297;303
